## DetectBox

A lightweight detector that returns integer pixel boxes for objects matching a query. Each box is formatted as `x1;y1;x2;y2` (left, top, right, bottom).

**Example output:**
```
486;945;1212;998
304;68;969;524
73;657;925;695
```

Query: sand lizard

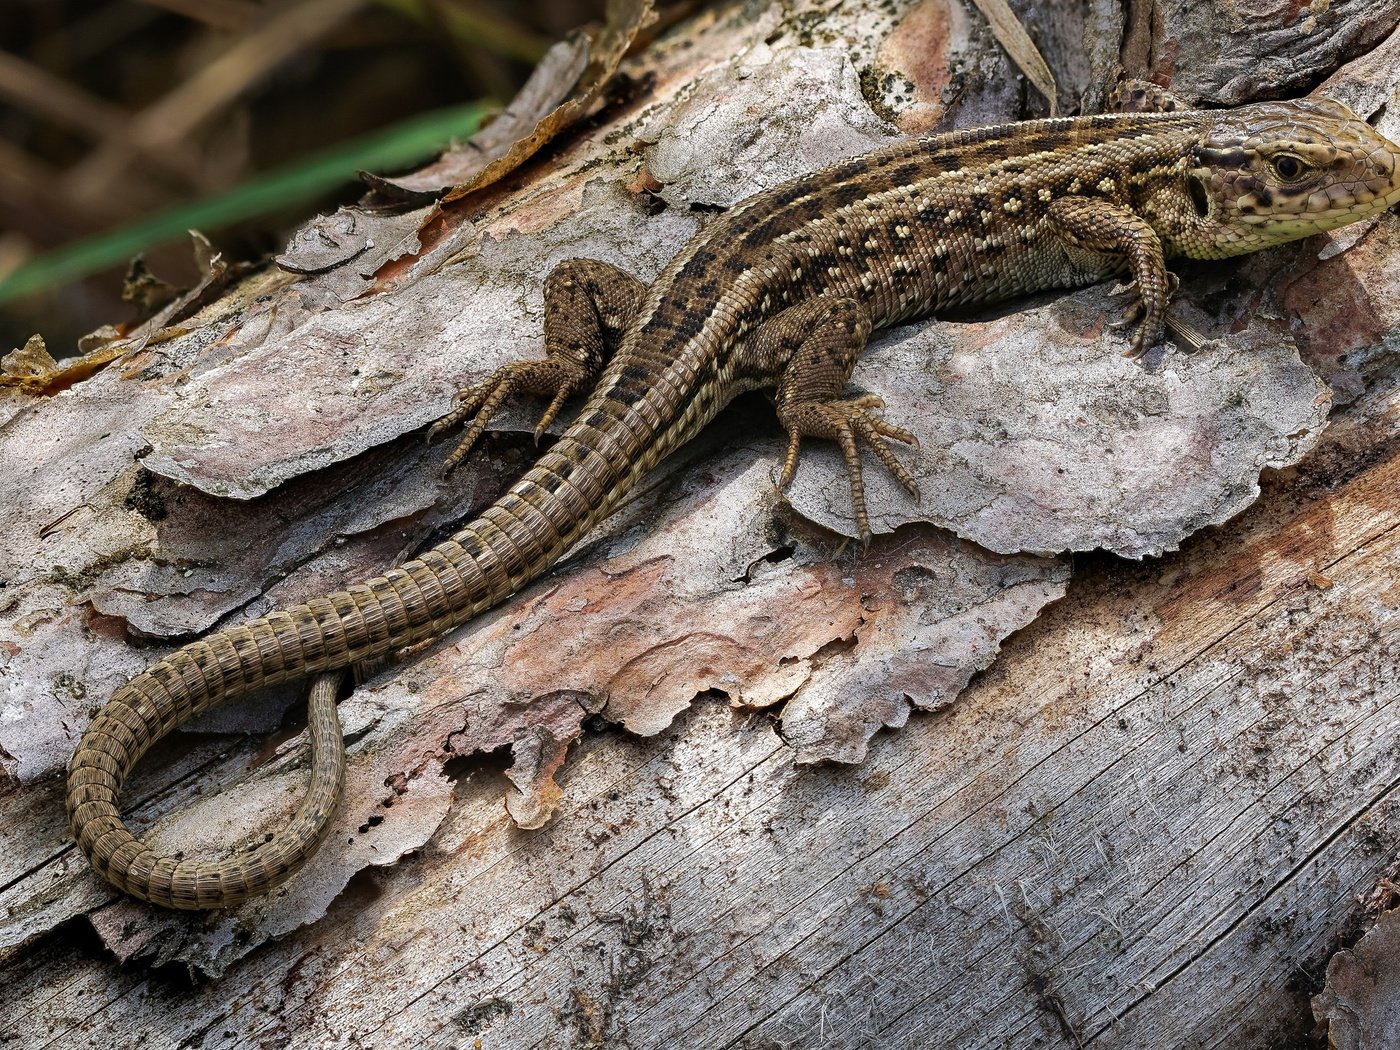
67;85;1400;909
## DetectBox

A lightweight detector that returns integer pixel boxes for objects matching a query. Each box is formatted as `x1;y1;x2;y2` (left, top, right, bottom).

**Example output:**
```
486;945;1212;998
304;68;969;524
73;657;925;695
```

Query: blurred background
0;0;609;356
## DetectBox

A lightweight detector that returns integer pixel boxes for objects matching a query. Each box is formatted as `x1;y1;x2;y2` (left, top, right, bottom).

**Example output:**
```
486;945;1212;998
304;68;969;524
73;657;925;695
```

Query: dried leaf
0;233;242;396
0;334;58;390
120;256;183;317
364;34;590;200
442;0;654;203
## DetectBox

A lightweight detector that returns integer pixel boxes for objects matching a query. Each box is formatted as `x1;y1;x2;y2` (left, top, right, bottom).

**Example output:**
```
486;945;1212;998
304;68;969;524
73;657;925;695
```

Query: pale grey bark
2;1;1398;1047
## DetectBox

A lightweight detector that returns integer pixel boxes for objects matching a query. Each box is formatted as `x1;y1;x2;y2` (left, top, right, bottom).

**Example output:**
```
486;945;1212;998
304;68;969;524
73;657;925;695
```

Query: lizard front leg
1047;195;1177;357
743;294;919;542
431;258;645;470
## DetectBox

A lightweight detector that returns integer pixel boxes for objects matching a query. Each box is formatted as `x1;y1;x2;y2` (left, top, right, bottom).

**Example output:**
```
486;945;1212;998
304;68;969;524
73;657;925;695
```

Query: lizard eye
1271;154;1307;182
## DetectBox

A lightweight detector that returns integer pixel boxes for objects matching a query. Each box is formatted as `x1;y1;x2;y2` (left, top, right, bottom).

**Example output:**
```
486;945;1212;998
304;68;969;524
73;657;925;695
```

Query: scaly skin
67;91;1400;909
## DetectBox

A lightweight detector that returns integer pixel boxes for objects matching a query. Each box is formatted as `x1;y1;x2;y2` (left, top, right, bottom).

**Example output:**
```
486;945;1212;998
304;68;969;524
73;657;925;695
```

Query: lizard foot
429;358;591;472
1113;272;1179;358
777;394;920;544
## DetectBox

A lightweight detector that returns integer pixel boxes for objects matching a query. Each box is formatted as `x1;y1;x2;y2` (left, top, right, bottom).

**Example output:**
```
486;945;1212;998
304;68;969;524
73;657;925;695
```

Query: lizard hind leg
745;295;920;544
430;258;646;472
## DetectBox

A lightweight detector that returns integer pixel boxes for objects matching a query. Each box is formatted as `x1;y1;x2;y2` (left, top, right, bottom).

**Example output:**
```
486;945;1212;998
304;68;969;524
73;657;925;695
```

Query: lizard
66;84;1400;909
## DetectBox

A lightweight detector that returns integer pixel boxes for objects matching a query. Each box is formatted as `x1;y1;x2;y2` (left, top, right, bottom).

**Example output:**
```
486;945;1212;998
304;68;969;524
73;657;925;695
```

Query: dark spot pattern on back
602;109;1208;454
832;182;865;207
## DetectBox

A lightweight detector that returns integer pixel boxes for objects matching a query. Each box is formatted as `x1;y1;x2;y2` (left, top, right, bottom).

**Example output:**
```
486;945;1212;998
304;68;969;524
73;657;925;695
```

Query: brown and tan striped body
67;96;1400;908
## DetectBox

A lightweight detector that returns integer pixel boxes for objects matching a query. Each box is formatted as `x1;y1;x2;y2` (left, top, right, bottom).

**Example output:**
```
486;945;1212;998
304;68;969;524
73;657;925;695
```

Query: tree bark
2;1;1399;1046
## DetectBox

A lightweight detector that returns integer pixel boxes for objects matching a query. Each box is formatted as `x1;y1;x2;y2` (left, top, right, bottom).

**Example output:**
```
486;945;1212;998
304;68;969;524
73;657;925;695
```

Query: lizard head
1183;97;1400;257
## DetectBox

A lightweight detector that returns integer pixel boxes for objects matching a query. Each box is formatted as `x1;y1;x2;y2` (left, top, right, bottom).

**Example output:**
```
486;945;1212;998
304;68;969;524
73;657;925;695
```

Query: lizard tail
66;434;626;909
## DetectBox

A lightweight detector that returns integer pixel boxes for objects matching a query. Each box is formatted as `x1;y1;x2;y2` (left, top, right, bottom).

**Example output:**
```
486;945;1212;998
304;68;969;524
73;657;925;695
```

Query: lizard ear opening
1188;173;1211;219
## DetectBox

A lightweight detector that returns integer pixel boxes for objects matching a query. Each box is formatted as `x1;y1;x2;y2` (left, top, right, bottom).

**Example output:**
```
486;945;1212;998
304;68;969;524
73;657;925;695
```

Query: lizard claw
776;397;920;543
428;376;511;464
430;359;589;473
1112;273;1177;359
1121;319;1167;359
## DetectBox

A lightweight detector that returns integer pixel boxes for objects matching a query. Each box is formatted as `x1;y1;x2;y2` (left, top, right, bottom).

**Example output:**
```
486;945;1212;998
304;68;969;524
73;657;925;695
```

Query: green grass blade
0;100;493;306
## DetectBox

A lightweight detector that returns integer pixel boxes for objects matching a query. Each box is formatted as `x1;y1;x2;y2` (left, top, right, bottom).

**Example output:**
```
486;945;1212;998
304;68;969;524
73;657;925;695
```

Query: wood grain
3;0;1399;1044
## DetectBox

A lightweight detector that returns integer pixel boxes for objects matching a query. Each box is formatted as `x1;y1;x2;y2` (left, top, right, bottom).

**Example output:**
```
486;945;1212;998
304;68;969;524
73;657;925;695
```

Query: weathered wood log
2;1;1398;1046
